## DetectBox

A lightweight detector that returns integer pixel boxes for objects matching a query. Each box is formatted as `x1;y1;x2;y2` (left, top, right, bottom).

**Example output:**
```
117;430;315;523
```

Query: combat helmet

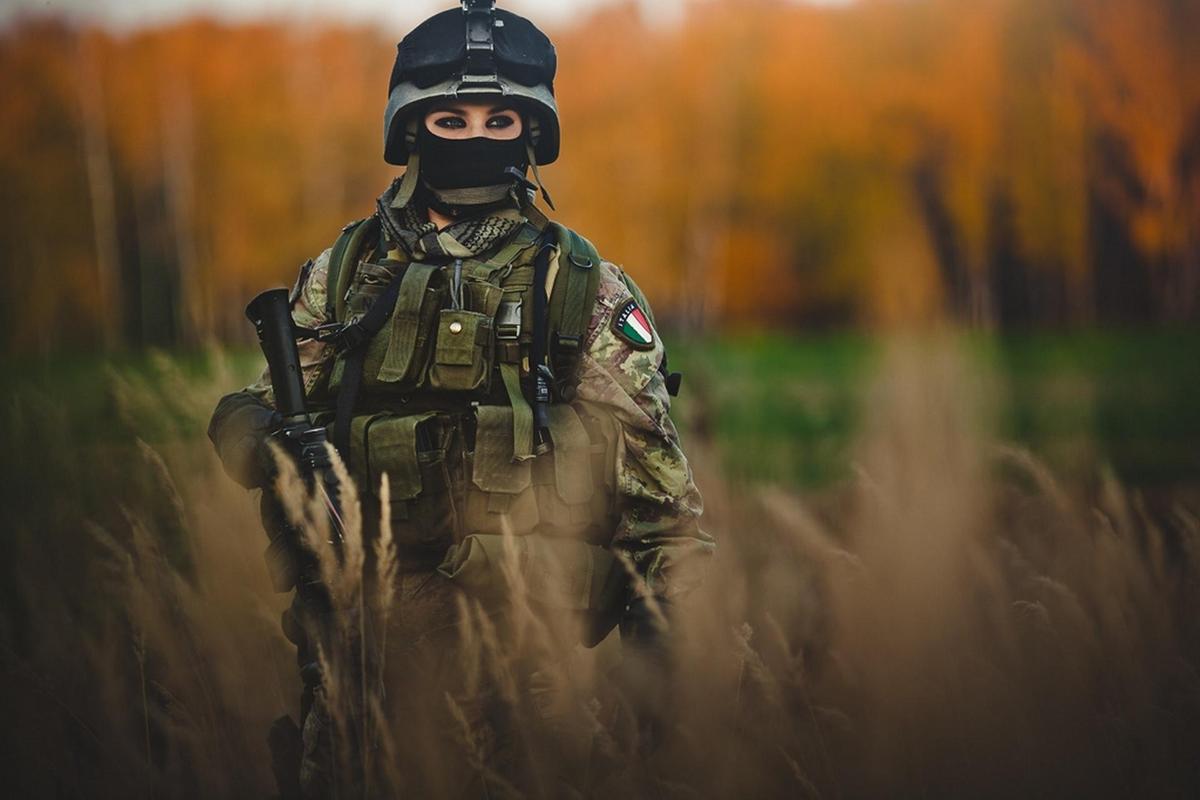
384;0;559;207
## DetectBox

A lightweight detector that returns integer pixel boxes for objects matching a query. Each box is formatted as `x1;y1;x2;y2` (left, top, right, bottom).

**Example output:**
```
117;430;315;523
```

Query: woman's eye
435;116;466;129
487;115;515;129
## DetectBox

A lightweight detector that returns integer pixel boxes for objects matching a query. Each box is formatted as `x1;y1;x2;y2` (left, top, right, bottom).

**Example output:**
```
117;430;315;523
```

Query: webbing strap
481;222;541;277
547;224;602;399
333;262;411;455
325;217;377;322
378;263;439;383
500;361;533;461
561;251;591;337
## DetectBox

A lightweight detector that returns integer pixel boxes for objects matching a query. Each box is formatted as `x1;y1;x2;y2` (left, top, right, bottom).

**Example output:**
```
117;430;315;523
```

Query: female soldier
209;2;713;796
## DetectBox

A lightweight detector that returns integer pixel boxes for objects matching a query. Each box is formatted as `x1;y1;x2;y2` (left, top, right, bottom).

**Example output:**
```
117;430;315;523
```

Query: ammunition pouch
348;410;460;554
463;402;617;541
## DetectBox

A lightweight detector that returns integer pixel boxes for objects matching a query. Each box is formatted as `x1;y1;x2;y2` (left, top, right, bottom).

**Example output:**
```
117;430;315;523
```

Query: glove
209;394;281;489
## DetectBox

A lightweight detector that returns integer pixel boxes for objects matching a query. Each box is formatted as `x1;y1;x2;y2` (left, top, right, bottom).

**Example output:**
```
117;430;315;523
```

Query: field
3;330;1200;797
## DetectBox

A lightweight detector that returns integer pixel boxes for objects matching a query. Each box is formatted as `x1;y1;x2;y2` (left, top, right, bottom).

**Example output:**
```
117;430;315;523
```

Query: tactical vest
319;211;625;570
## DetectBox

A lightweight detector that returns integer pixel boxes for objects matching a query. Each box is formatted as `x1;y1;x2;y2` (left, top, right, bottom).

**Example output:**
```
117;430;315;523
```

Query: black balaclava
409;123;530;219
418;127;528;191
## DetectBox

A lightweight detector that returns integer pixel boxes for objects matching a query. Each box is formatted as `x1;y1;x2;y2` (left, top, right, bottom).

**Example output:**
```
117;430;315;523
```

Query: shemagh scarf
376;177;524;262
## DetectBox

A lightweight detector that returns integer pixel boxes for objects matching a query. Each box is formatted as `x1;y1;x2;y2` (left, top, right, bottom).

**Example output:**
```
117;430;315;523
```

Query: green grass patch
667;328;1200;488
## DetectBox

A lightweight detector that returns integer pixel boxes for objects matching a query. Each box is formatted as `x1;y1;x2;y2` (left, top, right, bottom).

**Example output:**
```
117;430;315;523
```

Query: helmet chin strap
524;116;556;210
525;140;556;211
390;119;422;209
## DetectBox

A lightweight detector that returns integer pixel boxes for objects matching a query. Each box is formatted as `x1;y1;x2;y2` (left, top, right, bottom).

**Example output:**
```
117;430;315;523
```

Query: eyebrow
431;105;517;115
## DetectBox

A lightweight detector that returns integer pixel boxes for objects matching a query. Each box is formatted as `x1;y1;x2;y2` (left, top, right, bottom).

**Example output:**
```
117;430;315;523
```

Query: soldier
208;2;713;796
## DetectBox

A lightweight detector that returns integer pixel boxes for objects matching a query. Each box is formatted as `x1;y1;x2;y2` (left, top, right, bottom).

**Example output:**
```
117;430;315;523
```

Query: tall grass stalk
3;339;1199;797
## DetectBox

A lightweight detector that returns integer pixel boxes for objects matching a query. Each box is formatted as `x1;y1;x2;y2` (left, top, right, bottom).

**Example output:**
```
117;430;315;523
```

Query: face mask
418;129;528;190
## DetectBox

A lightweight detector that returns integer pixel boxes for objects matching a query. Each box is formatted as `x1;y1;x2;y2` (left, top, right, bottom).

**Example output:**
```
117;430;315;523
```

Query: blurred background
2;0;1198;486
3;1;1200;797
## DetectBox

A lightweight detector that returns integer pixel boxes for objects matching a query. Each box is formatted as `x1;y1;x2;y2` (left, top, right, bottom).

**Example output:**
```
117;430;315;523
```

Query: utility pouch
427;309;494;392
350;411;457;550
464;405;539;534
527;404;597;537
546;405;594;505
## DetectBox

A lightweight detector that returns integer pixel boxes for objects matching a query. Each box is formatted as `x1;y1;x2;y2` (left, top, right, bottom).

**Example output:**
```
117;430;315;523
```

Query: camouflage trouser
297;568;595;800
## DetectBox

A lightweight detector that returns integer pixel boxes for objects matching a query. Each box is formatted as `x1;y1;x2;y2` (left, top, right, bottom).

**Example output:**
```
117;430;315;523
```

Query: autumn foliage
1;0;1198;353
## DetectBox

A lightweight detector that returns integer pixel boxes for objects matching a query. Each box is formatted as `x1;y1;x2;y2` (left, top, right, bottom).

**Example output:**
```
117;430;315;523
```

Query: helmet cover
384;3;560;166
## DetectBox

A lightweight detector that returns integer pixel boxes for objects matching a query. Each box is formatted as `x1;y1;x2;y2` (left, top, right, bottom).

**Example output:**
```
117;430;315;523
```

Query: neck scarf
376;177;524;262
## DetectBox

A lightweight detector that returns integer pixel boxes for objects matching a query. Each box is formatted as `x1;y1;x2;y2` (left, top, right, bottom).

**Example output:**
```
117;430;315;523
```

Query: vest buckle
496;300;522;340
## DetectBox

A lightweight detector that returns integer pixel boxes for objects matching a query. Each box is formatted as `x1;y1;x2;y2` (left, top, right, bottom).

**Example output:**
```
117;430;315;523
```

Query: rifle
245;288;345;567
246;288;346;800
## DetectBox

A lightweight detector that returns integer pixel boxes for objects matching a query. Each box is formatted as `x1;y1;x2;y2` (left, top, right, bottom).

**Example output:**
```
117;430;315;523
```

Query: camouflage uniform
209;4;713;796
210;197;713;797
253;243;710;588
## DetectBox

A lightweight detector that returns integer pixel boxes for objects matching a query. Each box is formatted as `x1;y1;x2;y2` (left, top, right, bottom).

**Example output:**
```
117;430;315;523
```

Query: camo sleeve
243;248;336;408
574;261;714;599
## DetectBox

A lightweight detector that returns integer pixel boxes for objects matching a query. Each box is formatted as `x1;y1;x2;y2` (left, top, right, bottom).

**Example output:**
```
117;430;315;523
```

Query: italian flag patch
612;298;656;350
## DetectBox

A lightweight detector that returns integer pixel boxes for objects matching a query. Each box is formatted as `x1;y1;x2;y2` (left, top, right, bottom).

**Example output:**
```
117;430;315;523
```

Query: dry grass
3;337;1200;798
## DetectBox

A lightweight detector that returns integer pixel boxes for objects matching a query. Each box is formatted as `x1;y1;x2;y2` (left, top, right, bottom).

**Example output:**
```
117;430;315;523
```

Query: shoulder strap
325;216;379;322
481;221;543;276
331;260;413;456
545;222;603;402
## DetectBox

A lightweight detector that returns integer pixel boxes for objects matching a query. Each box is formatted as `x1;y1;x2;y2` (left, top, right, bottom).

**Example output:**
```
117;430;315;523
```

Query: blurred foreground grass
4;330;1200;797
6;328;1199;488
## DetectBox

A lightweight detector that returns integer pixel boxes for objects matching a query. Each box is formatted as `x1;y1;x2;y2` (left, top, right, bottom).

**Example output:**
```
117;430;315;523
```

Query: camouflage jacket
211;221;713;599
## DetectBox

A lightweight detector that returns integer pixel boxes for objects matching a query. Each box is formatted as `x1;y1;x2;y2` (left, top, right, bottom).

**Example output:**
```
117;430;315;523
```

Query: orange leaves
0;0;1197;352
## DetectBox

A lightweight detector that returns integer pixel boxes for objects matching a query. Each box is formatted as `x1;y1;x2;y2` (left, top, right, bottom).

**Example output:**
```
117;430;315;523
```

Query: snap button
449;321;464;334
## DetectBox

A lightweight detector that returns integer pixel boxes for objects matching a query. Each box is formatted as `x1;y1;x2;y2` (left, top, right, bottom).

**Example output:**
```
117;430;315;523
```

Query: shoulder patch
612;297;656;350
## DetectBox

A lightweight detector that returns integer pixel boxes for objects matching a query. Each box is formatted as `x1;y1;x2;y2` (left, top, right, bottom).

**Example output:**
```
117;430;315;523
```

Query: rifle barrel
246;289;308;421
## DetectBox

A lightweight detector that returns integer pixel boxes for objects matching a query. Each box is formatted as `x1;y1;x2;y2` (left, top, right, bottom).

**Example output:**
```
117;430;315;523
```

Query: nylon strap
481;222;541;276
378;263;439;383
390;126;422;210
327;217;379;323
500;361;533;461
547;223;602;399
525;140;556;210
332;261;412;454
